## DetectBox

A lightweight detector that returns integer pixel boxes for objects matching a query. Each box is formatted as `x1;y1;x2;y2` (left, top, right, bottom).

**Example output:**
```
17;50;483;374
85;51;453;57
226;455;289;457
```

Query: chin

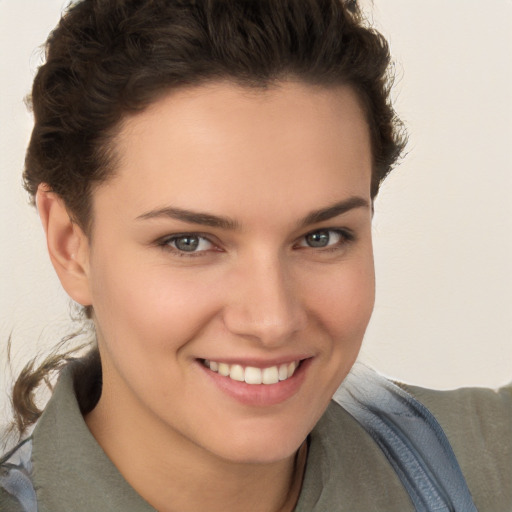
203;418;311;465
219;442;303;466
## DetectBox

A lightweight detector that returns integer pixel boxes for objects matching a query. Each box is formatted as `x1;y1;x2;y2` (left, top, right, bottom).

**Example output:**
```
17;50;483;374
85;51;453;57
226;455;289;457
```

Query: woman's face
83;81;375;463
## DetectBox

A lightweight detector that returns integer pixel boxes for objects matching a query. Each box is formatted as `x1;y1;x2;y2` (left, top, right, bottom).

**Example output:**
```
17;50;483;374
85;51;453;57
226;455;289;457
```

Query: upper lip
198;355;313;368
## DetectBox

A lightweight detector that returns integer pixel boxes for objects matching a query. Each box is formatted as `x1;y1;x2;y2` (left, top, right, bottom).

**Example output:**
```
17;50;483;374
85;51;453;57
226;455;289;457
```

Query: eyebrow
298;196;370;228
136;196;369;230
136;206;240;230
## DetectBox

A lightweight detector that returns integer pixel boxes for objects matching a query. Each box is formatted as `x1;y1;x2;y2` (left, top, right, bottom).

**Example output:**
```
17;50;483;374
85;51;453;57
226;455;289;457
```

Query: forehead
94;81;372;224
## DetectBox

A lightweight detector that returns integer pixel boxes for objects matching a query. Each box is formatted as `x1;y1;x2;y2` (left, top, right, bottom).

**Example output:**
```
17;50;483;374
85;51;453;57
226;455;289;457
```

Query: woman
1;1;510;511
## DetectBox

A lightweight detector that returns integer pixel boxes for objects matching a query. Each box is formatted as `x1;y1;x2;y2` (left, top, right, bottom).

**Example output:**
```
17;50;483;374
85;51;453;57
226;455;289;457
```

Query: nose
222;253;307;347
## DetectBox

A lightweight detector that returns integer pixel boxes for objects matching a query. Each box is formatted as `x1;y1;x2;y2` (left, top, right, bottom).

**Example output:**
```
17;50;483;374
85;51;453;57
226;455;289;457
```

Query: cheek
303;265;375;386
88;251;223;356
307;256;375;337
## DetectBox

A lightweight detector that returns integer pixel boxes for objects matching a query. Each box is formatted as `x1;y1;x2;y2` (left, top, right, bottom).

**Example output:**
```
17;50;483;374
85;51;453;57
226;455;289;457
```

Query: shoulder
402;382;512;511
401;382;512;453
0;488;26;512
0;437;36;512
401;380;512;419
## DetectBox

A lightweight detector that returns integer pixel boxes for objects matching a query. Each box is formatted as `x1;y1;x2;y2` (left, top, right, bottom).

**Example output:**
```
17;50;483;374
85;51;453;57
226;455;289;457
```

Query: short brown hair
12;0;406;437
24;0;405;235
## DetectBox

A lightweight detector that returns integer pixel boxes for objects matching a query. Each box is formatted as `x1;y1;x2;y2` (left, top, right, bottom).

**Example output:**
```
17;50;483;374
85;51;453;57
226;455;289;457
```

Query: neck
85;382;306;512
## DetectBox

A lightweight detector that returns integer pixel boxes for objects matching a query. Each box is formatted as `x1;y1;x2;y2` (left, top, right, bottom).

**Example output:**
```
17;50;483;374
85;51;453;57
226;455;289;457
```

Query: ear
36;184;92;306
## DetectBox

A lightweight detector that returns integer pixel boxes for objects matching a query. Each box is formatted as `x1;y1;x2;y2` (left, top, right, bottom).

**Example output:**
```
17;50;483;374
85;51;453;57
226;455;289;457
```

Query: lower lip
198;359;311;407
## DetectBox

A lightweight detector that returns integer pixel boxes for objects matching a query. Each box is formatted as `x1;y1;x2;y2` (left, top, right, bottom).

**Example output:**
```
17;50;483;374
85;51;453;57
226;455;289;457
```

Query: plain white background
1;0;511;420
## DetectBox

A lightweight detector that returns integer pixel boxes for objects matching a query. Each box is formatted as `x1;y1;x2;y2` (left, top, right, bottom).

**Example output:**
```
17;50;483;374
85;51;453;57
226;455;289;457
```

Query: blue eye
298;229;351;249
164;234;214;253
305;230;331;248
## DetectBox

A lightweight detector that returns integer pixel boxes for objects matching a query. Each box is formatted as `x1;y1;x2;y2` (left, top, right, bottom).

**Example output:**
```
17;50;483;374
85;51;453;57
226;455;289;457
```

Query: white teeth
262;366;279;385
218;362;230;377
229;364;245;382
205;359;300;385
245;366;262;384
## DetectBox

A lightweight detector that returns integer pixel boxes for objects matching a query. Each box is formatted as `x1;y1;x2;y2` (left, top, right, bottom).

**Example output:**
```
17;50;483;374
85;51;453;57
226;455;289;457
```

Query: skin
38;81;375;512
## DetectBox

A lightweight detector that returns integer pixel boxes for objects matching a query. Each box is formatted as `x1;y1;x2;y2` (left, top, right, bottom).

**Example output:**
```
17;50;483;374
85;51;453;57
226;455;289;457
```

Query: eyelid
154;227;355;256
295;227;355;249
156;232;221;255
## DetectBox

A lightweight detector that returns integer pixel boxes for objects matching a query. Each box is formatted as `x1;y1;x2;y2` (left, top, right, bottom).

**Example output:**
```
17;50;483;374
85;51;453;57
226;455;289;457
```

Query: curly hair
12;0;406;437
24;0;405;233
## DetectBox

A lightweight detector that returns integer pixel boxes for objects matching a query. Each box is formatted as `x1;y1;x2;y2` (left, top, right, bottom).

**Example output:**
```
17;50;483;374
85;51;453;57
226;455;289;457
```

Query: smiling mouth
201;359;300;385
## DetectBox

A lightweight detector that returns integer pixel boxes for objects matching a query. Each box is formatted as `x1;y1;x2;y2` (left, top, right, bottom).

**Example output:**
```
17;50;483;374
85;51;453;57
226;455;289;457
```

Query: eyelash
156;233;217;258
296;228;355;252
156;228;355;257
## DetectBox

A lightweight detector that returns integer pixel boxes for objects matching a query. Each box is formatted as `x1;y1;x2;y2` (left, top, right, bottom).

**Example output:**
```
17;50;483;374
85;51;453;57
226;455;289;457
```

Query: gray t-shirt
1;368;511;511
